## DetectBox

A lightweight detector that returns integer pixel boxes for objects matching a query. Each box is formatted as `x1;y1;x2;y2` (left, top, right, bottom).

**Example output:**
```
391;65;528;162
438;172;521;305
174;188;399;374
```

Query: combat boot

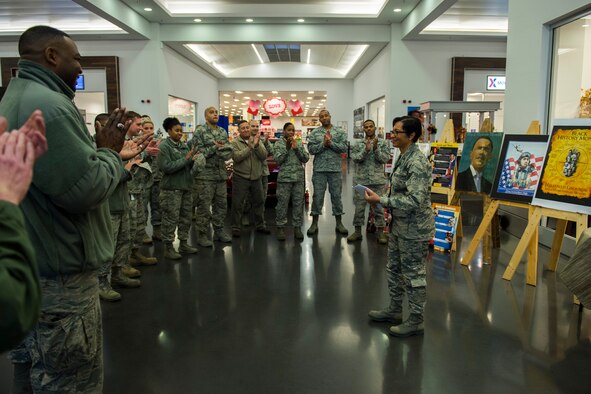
112;268;141;288
197;232;213;247
376;227;388;244
99;277;121;302
368;302;403;323
164;243;182;260
335;215;349;235
152;225;162;241
131;248;157;266
121;264;141;278
142;231;153;245
347;226;363;243
213;228;232;243
389;317;424;337
294;227;304;240
276;227;286;241
307;215;319;236
179;240;198;254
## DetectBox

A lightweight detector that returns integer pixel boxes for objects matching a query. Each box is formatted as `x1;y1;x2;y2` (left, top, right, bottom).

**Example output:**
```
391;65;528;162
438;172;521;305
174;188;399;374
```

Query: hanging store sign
263;97;287;118
487;75;506;91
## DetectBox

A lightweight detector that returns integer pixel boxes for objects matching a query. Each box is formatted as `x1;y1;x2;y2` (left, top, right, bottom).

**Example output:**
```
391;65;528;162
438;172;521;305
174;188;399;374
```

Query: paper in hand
354;184;382;209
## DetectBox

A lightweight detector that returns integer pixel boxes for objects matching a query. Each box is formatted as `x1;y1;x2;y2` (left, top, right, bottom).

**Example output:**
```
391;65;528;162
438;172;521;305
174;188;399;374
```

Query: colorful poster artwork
432;203;460;253
532;126;591;214
353;107;365;139
428;143;459;188
456;132;504;194
490;135;548;203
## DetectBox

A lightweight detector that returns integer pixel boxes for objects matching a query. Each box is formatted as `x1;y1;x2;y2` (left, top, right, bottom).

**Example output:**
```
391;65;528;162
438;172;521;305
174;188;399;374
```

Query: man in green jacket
0;26;138;392
0;111;47;354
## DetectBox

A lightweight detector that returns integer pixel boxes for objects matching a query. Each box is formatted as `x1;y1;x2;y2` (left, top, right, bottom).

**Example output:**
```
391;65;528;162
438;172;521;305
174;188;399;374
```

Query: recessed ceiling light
583;24;589;27
223;93;230;97
297;19;305;23
234;99;239;102
393;8;402;13
194;18;202;22
308;91;314;94
244;96;250;99
144;7;152;11
235;90;243;94
224;101;229;104
246;18;254;23
291;94;297;97
307;49;311;64
272;91;278;94
257;94;263;97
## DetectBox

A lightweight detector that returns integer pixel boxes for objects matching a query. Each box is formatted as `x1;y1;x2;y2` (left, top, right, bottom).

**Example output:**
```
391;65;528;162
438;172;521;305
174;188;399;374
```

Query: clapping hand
95;108;130;153
0;120;36;205
119;131;154;161
17;110;47;159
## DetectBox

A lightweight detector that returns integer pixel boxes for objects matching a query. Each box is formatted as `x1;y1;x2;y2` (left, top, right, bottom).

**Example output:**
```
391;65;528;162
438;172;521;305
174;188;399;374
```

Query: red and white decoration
247;99;261;116
288;99;303;116
263;97;287;118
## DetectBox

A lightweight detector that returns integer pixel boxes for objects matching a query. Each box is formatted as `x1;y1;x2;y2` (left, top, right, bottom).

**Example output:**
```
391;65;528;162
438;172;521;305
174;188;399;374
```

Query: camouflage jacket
188;124;232;181
128;163;152;194
261;138;274;177
380;143;434;240
144;154;162;182
307;125;348;172
350;138;390;186
273;138;310;183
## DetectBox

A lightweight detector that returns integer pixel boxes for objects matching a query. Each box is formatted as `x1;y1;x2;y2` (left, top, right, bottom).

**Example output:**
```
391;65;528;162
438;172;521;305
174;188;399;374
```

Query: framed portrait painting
456;132;503;194
490;135;549;203
532;125;591;215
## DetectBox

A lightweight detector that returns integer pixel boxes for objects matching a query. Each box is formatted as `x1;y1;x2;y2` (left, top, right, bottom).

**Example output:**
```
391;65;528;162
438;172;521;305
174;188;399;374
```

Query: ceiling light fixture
393;8;402;13
246;18;254;23
272;90;278;94
235;91;243;94
251;44;264;64
244;96;250;100
257;94;263;97
291;94;297;97
144;7;152;11
297;19;305;23
308;91;314;94
307;48;311;64
194;18;202;22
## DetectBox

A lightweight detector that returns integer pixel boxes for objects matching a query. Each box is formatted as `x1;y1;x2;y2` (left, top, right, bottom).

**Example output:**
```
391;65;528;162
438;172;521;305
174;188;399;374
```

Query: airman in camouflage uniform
128;160;158;266
366;116;434;337
347;119;391;244
140;117;162;242
187;106;233;246
273;122;310;241
307;109;349;236
159;117;203;259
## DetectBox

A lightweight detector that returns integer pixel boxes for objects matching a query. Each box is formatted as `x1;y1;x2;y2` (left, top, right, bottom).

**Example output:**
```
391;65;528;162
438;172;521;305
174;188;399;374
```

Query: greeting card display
532;125;591;214
490;135;548;203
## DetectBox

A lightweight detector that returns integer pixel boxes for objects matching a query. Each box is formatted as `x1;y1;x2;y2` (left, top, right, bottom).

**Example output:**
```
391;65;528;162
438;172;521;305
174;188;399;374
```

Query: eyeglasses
392;129;407;135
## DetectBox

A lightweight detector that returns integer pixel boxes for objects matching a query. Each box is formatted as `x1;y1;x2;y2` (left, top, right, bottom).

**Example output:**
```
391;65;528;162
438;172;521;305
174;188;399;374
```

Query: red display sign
263;97;287;118
261;118;271;126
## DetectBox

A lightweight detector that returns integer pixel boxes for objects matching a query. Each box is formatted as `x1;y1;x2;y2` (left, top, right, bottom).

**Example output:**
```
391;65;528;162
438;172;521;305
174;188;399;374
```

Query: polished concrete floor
2;162;591;393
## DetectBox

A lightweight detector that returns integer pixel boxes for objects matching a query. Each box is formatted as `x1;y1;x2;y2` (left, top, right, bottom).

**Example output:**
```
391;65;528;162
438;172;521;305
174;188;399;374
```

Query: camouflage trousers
352;184;386;227
275;180;305;227
231;174;265;230
145;181;161;226
194;180;227;233
243;175;268;226
129;193;145;247
310;171;344;216
97;212;130;281
386;235;429;322
160;189;192;243
9;271;103;393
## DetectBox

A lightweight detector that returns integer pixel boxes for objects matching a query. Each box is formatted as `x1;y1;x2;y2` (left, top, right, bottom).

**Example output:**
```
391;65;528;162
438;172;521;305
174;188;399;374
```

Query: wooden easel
502;207;588;286
460;121;542;268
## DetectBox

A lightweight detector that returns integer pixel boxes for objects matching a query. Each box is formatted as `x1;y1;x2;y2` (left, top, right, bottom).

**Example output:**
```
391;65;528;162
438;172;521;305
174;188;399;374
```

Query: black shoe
256;227;271;234
232;229;241;238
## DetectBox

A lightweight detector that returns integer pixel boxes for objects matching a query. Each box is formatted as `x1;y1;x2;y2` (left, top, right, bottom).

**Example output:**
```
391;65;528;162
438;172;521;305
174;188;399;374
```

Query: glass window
549;12;591;120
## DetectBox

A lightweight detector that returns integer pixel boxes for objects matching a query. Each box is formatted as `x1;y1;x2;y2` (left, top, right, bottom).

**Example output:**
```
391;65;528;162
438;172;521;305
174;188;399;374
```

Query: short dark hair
237;120;249;128
409;110;423;117
474;135;494;150
399;116;422;142
163;117;181;132
392;116;404;126
363;119;375;127
18;25;70;57
283;122;294;131
94;113;109;126
126;111;141;121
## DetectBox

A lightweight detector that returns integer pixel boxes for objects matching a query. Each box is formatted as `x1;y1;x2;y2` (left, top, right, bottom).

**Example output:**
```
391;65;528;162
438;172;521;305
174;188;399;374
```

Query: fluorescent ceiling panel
155;0;388;16
423;15;508;34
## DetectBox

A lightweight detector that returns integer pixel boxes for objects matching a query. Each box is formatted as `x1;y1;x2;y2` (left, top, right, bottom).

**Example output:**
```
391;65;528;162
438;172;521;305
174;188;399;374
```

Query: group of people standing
0;24;435;393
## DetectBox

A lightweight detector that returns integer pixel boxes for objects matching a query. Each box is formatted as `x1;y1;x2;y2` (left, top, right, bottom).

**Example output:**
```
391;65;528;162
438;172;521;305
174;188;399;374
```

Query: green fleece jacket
158;137;194;191
0;60;124;277
0;201;40;353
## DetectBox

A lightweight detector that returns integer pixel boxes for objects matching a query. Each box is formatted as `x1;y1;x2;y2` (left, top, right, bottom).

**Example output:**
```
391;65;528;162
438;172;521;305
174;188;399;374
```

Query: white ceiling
0;0;510;78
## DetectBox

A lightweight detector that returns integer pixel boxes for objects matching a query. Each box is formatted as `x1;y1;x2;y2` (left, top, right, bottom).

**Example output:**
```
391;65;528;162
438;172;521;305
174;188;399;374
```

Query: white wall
353;44;391;117
504;0;591;133
218;78;354;139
